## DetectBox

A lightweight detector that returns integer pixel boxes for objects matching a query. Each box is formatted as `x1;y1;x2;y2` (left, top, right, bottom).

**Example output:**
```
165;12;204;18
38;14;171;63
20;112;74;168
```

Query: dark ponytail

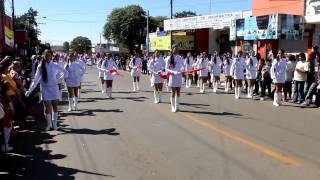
187;57;190;65
41;59;48;83
133;58;136;66
227;58;230;65
250;58;253;66
170;54;175;68
214;56;217;64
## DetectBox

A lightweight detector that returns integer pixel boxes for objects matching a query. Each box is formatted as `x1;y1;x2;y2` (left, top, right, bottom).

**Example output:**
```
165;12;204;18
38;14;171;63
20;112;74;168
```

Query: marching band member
223;53;233;92
96;53;106;93
75;53;87;98
184;52;194;88
231;51;246;99
148;50;166;104
26;50;68;131
271;49;287;106
101;53;118;98
166;46;184;112
245;52;258;98
65;53;85;111
129;51;143;92
210;51;222;93
194;52;209;93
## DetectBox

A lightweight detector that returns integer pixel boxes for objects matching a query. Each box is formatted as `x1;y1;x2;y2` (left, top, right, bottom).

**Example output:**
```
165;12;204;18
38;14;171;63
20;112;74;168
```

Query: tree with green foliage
149;16;168;32
70;36;92;54
103;5;147;54
174;11;197;18
14;8;40;54
63;41;70;52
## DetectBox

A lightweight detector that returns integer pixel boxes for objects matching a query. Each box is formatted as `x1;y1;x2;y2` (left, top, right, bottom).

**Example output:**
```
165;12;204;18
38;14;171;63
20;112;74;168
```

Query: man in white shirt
293;53;309;104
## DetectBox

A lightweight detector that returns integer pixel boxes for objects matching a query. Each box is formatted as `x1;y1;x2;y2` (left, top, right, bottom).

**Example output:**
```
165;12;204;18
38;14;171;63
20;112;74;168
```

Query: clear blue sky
13;0;252;45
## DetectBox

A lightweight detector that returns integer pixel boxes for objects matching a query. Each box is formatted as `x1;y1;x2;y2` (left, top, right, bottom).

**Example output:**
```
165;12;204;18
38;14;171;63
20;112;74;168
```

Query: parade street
2;66;319;180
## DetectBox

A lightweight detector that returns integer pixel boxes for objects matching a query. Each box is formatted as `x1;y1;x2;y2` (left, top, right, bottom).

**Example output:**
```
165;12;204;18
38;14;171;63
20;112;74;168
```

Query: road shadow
0;121;114;180
60;109;123;117
116;96;148;102
57;128;120;136
180;110;242;117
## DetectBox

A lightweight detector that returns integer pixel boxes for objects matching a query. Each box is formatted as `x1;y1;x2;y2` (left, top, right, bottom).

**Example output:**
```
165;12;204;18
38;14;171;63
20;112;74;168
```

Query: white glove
25;90;31;97
173;71;180;75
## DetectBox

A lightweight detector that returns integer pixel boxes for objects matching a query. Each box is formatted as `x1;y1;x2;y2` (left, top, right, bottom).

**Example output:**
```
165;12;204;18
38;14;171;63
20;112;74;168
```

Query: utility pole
11;0;15;57
146;10;149;57
209;0;212;14
170;0;173;49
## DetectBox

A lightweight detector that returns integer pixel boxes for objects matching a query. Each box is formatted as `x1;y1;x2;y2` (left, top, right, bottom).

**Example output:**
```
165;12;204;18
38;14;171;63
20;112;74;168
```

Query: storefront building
162;11;251;54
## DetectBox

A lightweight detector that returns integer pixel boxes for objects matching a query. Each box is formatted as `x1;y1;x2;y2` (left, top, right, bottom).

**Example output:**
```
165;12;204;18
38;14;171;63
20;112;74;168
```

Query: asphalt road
2;66;320;180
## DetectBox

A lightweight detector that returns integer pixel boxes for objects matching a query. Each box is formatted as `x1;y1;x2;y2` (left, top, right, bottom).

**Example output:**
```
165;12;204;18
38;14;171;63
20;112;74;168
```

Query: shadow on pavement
60;109;123;117
57;128;120;136
0;121;114;180
180;110;242;117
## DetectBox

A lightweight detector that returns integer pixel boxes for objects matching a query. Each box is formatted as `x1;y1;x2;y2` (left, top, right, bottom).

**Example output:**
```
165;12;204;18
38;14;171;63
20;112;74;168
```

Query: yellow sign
5;26;13;39
149;33;194;52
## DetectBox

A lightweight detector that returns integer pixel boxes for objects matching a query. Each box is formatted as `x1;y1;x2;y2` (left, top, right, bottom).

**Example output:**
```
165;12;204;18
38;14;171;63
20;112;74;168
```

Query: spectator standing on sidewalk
260;59;272;101
284;55;296;102
304;53;320;107
293;53;309;104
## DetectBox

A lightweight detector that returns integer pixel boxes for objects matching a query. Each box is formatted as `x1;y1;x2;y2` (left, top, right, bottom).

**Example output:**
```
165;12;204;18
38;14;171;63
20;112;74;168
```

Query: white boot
247;87;252;98
226;82;230;92
197;80;200;87
273;93;279;106
68;97;73;112
235;88;239;99
170;97;175;112
175;96;180;112
238;87;242;99
73;97;78;111
133;82;136;92
45;113;52;131
213;82;217;93
154;91;158;104
189;79;192;87
105;88;110;98
136;82;140;91
101;83;105;93
186;78;189;88
200;83;203;93
158;92;162;103
52;112;59;130
278;93;283;106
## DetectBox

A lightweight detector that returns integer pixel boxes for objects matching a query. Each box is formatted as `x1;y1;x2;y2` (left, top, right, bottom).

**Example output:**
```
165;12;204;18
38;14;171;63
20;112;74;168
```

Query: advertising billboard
306;0;320;16
278;14;304;40
243;14;278;40
149;32;195;52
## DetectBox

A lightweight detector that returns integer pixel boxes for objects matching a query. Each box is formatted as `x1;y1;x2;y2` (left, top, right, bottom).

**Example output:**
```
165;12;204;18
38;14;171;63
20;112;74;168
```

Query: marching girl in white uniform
245;52;258;98
101;54;118;98
129;51;143;92
53;54;66;101
184;52;194;88
75;53;87;98
210;51;222;93
26;50;68;131
230;51;246;99
194;52;209;93
65;53;86;111
223;53;233;92
96;53;106;93
271;49;287;106
166;46;185;112
148;50;166;104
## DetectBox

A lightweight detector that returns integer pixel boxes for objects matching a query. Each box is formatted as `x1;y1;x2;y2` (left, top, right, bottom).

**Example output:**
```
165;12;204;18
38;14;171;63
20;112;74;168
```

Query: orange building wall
253;0;305;16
